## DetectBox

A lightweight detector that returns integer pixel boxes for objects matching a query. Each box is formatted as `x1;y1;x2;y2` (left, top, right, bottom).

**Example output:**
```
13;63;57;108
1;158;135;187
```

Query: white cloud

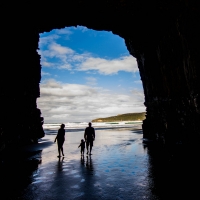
85;77;97;85
39;28;72;47
39;42;75;70
58;63;72;70
130;88;145;100
49;42;74;55
41;61;54;67
39;34;60;46
75;26;88;32
41;71;50;76
72;54;90;62
76;56;138;75
37;79;145;123
134;80;142;84
55;29;73;35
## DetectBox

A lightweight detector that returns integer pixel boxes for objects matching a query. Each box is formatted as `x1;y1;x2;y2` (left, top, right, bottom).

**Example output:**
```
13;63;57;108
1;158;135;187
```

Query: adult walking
54;124;65;157
84;122;95;155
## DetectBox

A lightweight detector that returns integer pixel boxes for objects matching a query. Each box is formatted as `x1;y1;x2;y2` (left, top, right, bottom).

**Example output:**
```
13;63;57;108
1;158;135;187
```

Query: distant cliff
92;112;146;122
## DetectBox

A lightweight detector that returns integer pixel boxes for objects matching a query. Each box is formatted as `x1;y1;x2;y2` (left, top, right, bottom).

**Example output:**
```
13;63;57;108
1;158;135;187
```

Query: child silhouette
78;139;85;155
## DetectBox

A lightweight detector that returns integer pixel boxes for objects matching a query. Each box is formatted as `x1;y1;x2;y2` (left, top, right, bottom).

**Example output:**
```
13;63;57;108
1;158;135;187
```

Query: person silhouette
54;124;65;157
78;139;85;155
84;122;95;155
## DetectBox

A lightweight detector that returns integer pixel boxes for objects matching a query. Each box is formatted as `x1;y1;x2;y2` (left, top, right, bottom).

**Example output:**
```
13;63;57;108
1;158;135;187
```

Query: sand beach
1;124;199;199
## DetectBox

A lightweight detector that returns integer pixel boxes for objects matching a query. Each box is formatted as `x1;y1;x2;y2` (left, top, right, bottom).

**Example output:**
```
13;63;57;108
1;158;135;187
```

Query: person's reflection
81;155;85;165
86;155;93;171
142;142;148;151
57;156;64;171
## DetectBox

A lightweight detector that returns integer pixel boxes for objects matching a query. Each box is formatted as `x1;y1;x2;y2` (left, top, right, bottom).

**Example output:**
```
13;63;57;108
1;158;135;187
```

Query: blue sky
37;26;145;123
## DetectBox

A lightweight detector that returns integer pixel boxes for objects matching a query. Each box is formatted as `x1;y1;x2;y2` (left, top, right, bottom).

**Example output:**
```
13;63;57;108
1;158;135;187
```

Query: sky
37;26;145;123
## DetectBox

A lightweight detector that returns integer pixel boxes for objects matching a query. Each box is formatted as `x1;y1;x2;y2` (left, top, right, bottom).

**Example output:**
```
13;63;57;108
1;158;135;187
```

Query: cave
0;1;200;158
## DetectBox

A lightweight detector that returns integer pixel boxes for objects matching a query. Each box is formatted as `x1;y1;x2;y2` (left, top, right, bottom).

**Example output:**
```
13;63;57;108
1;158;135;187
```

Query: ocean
43;121;143;135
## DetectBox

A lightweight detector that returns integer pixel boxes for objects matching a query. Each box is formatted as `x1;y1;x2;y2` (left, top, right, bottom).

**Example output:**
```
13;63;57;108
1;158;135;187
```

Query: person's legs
61;146;64;156
86;141;89;154
89;141;93;155
58;146;61;157
90;145;92;154
81;148;84;154
58;142;64;157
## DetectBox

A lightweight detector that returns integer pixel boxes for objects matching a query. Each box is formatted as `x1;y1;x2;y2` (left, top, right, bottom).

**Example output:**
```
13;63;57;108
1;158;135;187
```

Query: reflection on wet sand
57;156;64;171
1;128;199;199
80;155;85;165
86;155;93;173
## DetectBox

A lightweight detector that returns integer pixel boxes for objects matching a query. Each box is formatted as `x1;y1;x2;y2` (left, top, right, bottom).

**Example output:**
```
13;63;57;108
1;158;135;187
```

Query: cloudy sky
37;26;145;123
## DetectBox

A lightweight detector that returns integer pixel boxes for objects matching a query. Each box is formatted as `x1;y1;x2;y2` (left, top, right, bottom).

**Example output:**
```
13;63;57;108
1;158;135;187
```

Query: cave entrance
37;26;145;124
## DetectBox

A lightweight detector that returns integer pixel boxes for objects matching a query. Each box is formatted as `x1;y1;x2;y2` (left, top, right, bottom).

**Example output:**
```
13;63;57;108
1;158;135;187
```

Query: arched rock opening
0;1;200;156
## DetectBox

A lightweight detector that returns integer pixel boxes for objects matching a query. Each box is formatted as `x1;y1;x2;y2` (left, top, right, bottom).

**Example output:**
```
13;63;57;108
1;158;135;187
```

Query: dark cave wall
0;27;44;153
0;0;200;155
129;3;200;147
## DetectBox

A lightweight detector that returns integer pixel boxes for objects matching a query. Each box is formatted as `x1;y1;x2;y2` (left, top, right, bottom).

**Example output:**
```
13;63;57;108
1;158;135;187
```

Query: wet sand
1;127;199;199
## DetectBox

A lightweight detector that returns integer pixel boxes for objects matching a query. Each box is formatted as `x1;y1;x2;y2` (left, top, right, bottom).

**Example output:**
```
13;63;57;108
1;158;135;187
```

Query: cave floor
1;128;199;200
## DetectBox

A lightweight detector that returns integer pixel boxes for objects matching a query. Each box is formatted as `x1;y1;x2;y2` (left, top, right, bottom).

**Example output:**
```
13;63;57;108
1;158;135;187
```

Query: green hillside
92;112;146;122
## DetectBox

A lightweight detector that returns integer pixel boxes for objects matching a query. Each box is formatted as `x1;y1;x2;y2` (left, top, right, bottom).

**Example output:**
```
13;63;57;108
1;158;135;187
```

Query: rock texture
0;1;200;155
